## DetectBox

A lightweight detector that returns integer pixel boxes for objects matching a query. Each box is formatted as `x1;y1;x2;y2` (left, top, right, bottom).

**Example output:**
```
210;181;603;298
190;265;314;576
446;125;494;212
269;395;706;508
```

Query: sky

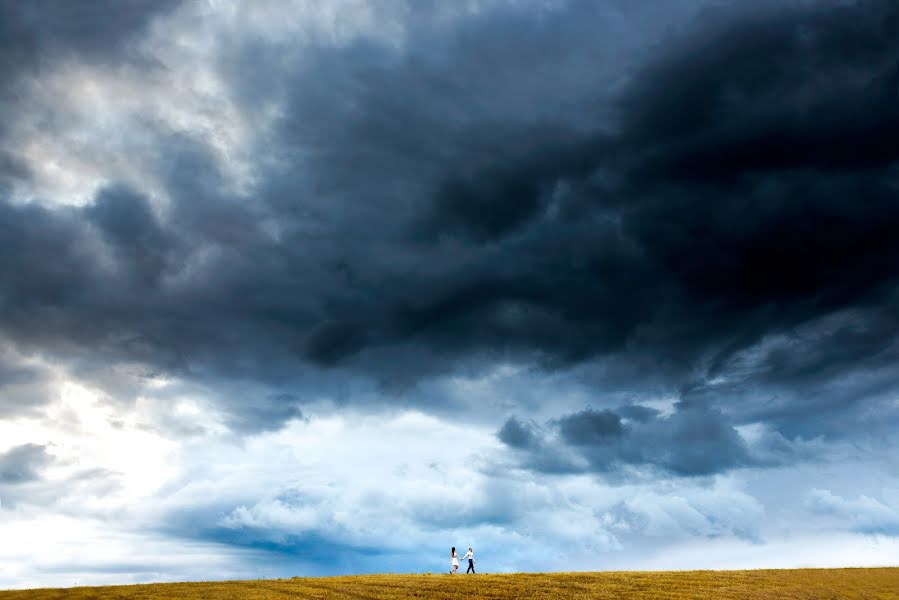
1;0;899;589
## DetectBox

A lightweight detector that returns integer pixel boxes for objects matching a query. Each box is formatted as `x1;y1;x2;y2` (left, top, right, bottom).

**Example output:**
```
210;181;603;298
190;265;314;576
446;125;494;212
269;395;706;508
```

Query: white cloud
2;365;899;586
806;489;899;535
0;513;272;590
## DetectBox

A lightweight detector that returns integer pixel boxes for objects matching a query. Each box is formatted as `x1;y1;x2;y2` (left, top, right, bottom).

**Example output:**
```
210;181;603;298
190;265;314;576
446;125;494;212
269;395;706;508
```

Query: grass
2;568;898;599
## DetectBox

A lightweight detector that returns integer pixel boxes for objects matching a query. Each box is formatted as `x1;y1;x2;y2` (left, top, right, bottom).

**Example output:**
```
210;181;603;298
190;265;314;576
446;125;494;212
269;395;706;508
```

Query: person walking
463;547;476;573
450;547;460;574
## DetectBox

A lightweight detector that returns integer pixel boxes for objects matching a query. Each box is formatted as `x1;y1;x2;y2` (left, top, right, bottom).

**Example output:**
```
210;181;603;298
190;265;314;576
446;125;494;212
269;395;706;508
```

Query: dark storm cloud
557;409;623;445
272;0;899;383
0;200;117;345
0;150;31;192
497;417;539;450
86;185;179;284
615;405;660;424
0;0;180;74
499;403;754;477
0;351;54;417
1;0;899;440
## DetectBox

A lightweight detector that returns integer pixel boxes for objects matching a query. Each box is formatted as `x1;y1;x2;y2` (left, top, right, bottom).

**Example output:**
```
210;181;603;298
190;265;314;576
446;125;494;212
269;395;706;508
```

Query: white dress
451;554;459;567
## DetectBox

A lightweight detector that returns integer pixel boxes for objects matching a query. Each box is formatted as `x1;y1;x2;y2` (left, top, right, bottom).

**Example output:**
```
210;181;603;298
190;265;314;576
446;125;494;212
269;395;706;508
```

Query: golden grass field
2;568;898;600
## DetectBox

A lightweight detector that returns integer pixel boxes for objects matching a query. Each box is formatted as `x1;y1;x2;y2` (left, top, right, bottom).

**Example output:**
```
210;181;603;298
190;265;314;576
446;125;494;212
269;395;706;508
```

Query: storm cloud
3;1;898;400
499;403;755;477
1;0;899;586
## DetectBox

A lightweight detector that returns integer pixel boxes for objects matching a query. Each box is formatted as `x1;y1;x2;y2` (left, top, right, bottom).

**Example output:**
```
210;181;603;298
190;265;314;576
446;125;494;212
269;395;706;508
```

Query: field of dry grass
2;568;897;599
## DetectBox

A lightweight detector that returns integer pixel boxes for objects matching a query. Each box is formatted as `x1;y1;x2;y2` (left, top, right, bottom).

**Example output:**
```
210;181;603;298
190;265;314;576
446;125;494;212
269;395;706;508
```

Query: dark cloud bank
1;0;898;468
499;402;778;477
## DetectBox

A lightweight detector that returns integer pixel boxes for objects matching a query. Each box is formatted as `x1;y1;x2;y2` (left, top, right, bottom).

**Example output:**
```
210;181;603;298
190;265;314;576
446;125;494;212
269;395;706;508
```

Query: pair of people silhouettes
450;546;475;574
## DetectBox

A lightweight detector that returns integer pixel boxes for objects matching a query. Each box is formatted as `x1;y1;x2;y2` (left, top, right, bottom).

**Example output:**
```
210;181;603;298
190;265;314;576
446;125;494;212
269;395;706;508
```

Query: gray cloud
499;403;755;477
0;443;52;484
0;347;56;416
0;0;180;75
497;417;539;450
0;0;895;467
0;0;181;172
558;409;624;446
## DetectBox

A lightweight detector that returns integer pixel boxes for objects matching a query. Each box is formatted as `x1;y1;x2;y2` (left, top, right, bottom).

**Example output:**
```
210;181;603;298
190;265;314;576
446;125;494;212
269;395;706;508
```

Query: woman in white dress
450;547;460;574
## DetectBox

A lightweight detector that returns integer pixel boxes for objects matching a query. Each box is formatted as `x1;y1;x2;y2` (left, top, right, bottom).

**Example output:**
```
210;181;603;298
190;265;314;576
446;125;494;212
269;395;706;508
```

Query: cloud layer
1;0;899;587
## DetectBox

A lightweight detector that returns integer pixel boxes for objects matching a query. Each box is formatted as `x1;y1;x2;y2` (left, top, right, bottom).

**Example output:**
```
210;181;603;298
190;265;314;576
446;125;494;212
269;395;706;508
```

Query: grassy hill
2;568;898;599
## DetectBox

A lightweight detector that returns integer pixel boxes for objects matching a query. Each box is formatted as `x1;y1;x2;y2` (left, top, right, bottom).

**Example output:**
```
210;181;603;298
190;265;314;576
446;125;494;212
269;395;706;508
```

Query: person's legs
467;559;474;573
